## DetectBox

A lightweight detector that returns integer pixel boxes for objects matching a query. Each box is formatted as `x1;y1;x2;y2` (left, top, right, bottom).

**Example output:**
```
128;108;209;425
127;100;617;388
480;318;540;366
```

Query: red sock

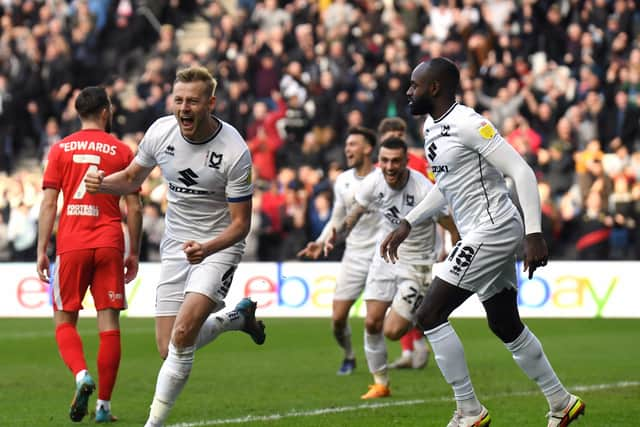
400;331;414;351
97;330;121;401
410;327;424;342
55;323;87;376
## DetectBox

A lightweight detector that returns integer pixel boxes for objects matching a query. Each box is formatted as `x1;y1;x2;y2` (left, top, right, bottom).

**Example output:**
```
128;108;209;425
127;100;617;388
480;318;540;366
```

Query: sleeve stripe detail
42;181;60;190
227;194;253;202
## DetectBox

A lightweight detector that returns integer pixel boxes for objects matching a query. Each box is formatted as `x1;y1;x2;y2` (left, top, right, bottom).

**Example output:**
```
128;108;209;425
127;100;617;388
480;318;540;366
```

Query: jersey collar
182;115;223;145
433;102;458;123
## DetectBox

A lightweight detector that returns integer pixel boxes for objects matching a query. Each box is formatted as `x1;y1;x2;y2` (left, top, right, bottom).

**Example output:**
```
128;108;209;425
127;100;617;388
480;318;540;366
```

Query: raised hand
380;219;411;264
297;241;323;259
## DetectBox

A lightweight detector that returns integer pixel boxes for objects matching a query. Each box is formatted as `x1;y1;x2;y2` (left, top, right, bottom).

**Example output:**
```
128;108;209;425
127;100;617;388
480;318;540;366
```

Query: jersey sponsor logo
406;194;415;206
61;140;117;155
208;151;223;169
165;145;175;156
427;142;438;161
167;182;212;194
478;121;496;139
431;165;449;173
441;124;450;136
384;206;402;224
66;204;99;216
177;168;199;186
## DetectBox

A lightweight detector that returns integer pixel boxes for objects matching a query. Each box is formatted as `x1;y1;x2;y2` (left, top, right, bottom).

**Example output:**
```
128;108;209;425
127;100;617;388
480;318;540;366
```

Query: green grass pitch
1;317;638;426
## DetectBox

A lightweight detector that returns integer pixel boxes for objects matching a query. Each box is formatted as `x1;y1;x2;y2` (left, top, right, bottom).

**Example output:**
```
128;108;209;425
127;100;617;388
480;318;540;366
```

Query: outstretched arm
485;142;547;278
325;203;366;254
85;161;153;196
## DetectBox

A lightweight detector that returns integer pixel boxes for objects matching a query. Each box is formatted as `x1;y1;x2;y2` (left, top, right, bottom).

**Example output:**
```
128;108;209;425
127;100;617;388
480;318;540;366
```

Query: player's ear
208;95;216;110
430;80;440;96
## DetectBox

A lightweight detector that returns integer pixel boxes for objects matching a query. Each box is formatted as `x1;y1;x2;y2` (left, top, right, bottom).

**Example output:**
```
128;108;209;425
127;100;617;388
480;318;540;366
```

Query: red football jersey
42;129;134;254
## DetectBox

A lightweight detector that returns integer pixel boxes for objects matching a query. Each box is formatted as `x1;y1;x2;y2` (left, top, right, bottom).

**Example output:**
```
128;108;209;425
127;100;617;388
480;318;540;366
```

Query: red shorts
51;247;126;311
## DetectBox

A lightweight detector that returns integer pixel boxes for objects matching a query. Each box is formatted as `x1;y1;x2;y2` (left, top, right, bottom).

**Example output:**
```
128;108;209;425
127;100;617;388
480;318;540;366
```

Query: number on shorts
449;244;477;276
72;154;101;199
402;285;423;314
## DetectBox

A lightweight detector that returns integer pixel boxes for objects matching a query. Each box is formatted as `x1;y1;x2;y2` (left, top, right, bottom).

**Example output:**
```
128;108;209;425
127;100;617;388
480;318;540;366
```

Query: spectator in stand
1;0;640;261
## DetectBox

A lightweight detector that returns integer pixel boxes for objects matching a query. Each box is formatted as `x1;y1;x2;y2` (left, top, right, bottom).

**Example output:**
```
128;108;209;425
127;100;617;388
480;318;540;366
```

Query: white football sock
75;369;89;383
334;324;354;359
413;335;428;352
364;330;388;376
96;399;110;412
505;326;570;411
144;343;195;427
195;308;244;350
425;322;482;416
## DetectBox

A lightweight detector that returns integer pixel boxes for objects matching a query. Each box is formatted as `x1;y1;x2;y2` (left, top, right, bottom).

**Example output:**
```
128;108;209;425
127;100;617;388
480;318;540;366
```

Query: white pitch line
167;380;640;427
0;327;152;339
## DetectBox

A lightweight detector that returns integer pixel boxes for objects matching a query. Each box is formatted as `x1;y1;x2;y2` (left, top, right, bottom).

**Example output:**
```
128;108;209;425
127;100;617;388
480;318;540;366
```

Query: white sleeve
316;182;347;243
404;185;447;226
354;173;376;209
484;141;541;234
226;149;254;202
135;119;164;168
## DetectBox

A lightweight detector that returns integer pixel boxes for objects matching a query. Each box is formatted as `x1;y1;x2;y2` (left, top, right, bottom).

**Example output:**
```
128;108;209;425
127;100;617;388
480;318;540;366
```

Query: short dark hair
377;117;407;135
380;136;407;153
347;126;377;147
75;86;110;119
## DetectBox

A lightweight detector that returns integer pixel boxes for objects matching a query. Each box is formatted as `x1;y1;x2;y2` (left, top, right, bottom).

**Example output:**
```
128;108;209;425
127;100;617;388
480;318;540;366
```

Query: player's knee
364;317;383;334
487;317;522;343
171;323;196;348
383;323;405;341
416;305;448;331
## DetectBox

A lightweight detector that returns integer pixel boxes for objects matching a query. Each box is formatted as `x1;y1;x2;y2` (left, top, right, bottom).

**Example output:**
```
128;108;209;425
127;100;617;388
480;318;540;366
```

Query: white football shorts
435;212;523;302
155;237;242;316
363;256;432;322
333;246;374;301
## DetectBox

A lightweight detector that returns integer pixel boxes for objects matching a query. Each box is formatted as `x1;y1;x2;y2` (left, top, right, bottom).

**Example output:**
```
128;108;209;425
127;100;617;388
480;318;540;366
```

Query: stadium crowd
1;0;640;262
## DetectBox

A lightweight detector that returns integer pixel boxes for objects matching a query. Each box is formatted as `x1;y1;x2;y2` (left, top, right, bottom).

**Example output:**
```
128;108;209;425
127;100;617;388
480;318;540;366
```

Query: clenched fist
85;170;105;194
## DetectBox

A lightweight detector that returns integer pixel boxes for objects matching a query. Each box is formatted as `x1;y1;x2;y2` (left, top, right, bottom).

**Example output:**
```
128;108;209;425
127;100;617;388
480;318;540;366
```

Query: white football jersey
333;168;379;250
423;103;519;237
356;168;443;264
135;115;253;252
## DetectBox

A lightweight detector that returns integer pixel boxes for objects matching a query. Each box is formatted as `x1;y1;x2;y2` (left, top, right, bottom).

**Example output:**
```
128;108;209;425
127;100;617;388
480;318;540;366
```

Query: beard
409;96;433;116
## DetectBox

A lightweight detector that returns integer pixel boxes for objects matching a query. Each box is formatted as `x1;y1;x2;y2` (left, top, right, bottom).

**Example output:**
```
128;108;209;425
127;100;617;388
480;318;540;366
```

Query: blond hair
175;66;217;97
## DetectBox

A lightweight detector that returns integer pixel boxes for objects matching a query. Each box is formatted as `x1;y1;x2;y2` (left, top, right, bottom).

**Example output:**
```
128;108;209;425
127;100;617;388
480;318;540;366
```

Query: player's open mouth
180;117;194;129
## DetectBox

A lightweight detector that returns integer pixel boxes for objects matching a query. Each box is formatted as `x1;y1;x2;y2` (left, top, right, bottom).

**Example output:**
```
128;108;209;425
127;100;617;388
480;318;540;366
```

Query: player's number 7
72;154;101;199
